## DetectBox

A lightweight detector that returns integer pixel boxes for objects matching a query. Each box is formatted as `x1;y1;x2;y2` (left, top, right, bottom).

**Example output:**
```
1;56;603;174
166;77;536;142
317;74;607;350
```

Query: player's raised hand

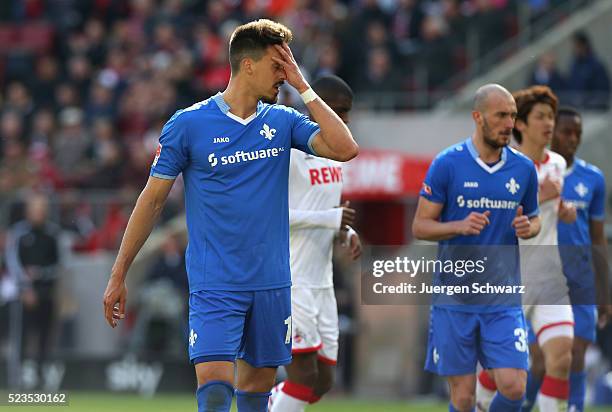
539;175;561;203
339;201;356;228
272;43;309;93
512;206;531;238
558;199;577;223
103;275;127;328
456;211;491;236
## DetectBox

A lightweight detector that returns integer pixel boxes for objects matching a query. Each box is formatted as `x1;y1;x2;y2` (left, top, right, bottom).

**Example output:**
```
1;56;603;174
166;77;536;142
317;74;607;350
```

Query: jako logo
456;195;518;209
208;153;218;167
213;137;230;143
208;148;284;168
260;124;276;140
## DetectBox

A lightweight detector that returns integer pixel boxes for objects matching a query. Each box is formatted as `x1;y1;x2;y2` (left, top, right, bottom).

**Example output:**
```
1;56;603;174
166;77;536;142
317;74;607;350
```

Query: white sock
269;381;309;412
475;381;495;411
538;393;568;412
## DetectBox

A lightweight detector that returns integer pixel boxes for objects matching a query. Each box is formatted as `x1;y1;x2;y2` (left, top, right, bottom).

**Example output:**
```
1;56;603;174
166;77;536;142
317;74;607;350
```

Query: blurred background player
551;107;609;411
269;75;361;412
477;85;576;412
102;19;359;412
5;193;61;386
413;84;540;412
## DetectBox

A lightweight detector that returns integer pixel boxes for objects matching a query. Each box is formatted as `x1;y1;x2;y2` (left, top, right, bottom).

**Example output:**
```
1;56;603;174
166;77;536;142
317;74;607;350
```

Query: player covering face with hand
102;19;358;412
413;84;540;412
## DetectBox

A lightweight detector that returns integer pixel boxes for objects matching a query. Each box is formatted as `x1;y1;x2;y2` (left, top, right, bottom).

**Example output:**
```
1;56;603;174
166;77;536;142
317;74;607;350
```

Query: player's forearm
289;208;342;230
307;98;358;161
110;190;166;280
412;218;460;241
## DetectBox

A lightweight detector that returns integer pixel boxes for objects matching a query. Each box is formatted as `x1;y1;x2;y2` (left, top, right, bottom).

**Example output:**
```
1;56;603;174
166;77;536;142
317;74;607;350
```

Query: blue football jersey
420;138;539;311
151;93;320;292
558;158;606;289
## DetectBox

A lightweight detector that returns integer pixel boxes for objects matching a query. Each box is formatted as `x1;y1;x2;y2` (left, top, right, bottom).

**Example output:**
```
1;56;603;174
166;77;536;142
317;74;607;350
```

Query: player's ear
472;110;482;125
515;118;527;133
242;57;254;75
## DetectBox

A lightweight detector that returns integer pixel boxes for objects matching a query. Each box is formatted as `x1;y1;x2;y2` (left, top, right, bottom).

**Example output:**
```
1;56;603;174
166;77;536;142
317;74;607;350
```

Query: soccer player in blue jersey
102;19;358;412
548;107;609;411
412;84;541;412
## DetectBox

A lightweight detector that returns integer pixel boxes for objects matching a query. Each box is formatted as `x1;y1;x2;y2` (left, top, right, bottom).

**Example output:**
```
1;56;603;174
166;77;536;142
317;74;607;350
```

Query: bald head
473;84;513;112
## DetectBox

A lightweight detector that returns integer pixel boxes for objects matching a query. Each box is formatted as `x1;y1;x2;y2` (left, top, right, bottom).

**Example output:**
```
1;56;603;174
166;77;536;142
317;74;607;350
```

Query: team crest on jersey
574;182;588;198
422;183;432;195
260;123;276;140
152;144;162;167
505;177;520;195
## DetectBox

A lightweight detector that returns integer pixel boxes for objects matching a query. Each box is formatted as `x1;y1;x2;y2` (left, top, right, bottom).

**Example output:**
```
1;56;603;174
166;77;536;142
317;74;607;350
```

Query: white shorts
291;287;339;364
524;303;574;346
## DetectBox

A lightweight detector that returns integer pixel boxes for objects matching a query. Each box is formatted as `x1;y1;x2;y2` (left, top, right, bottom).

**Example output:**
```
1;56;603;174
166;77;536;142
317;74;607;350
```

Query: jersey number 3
514;328;528;352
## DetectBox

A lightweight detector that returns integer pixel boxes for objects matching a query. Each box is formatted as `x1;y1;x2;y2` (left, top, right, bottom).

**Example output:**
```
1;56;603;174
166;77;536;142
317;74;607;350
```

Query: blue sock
522;371;542;412
490;391;524;412
196;380;234;412
569;371;586;412
236;390;270;412
448;404;474;412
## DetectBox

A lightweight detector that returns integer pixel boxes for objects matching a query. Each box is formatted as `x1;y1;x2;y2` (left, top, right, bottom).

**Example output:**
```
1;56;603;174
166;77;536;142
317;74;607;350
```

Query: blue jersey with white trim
558;158;606;287
419;138;539;311
151;93;320;292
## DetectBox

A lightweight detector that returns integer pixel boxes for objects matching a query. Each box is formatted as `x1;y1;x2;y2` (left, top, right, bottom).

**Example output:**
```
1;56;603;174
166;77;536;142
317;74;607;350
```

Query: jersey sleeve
288;107;320;156
419;154;450;204
150;111;189;179
589;172;606;220
289;208;343;230
522;164;539;217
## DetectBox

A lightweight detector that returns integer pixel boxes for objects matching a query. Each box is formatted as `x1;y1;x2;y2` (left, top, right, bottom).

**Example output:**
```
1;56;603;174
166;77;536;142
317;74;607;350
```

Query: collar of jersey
213;92;263;125
565;157;584;176
465;137;507;174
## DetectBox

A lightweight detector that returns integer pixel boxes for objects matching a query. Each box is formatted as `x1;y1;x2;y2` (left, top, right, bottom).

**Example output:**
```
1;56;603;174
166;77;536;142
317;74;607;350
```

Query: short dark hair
556;106;581;122
311;75;353;102
229;19;293;74
573;31;591;50
512;85;558;143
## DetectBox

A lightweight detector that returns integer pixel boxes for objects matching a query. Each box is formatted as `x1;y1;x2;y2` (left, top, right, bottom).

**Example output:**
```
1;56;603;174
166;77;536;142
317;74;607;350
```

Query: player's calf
312;359;335;399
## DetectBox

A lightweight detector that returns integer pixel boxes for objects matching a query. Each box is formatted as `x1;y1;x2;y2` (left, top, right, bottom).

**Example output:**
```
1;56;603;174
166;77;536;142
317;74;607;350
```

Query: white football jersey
289;149;343;288
520;149;569;302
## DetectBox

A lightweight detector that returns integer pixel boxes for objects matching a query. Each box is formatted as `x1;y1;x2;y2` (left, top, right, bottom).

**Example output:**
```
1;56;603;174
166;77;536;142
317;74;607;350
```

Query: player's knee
547;349;572;377
496;378;526;401
452;393;475;411
290;365;318;388
571;340;588;371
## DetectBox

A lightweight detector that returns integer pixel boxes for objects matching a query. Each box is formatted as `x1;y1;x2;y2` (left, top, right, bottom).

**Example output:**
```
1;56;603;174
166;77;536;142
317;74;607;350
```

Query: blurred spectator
5;193;61;383
53;107;93;186
130;233;188;355
355;47;401;110
391;0;425;55
528;52;566;93
565;31;611;110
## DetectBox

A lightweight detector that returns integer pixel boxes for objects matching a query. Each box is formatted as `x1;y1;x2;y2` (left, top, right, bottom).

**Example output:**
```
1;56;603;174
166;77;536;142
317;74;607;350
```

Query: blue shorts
425;306;529;376
527;305;597;344
188;287;292;368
